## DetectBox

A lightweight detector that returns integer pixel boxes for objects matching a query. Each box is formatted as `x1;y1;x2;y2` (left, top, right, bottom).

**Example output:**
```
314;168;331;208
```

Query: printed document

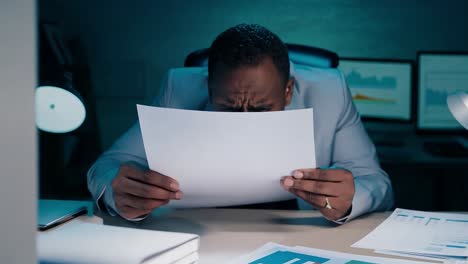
137;105;316;208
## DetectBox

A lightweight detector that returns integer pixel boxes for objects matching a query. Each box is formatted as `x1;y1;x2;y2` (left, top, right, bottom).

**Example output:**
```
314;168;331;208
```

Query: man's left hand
280;168;355;221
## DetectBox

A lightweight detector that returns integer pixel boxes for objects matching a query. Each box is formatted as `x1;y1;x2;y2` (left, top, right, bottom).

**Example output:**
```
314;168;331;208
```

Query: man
88;24;393;223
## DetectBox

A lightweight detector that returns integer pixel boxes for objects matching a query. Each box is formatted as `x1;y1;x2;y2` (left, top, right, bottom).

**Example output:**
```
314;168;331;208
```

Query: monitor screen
418;53;468;130
339;59;412;121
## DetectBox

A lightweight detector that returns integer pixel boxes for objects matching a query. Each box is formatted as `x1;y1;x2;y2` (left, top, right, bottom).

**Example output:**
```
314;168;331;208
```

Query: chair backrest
184;43;339;68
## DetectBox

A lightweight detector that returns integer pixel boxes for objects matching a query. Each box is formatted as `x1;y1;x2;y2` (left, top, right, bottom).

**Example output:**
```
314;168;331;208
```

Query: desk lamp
36;70;90;230
35;72;86;133
447;92;468;130
37;23;92;230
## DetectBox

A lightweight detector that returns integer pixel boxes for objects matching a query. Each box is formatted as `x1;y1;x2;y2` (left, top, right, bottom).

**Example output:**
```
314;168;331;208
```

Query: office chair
184;43;339;68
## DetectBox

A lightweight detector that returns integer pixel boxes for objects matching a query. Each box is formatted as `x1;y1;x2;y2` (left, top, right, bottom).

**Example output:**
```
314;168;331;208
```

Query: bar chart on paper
353;209;468;260
249;250;376;264
234;243;428;264
248;250;330;264
394;211;467;255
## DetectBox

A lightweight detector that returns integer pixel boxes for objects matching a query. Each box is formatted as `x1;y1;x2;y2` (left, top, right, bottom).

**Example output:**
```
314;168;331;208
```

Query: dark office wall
40;0;468;150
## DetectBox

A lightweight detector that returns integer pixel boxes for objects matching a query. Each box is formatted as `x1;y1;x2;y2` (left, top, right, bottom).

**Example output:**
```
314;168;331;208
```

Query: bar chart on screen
339;60;412;120
418;53;468;129
419;72;468;128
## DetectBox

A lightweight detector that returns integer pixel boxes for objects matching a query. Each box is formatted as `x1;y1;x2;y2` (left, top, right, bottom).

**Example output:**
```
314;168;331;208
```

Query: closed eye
248;106;272;112
216;105;242;112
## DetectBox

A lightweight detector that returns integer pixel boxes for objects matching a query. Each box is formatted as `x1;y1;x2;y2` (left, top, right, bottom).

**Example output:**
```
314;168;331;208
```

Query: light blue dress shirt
87;63;394;223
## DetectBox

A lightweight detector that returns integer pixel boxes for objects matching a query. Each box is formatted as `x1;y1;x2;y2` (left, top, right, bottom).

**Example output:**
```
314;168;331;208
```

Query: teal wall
40;0;468;149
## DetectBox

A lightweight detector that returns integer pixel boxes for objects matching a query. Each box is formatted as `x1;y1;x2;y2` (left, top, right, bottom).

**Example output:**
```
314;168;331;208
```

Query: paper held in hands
137;105;316;208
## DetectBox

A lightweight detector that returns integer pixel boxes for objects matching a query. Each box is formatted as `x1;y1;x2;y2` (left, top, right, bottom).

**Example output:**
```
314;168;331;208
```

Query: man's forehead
210;58;282;83
214;87;273;97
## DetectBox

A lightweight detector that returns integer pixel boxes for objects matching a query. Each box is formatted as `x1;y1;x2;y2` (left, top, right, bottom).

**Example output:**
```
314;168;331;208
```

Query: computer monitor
418;53;468;130
339;59;413;121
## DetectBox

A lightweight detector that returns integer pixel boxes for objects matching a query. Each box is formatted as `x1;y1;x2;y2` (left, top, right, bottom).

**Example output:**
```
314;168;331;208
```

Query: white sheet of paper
137;105;316;208
38;221;199;264
374;249;467;262
353;208;468;258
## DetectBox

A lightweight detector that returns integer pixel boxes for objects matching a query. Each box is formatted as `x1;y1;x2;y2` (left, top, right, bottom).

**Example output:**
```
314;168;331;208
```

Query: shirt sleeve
330;71;394;222
87;71;172;220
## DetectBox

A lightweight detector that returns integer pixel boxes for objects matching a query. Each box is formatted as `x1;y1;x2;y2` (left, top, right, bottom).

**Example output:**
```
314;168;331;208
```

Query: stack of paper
137;105;316;208
231;242;429;264
38;221;199;264
352;208;468;262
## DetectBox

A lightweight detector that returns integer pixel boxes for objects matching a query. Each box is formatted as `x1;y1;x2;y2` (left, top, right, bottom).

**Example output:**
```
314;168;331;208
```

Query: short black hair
208;24;290;85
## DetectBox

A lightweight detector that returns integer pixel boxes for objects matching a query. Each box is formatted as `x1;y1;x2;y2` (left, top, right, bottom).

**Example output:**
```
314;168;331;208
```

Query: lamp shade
35;85;86;133
447;92;468;130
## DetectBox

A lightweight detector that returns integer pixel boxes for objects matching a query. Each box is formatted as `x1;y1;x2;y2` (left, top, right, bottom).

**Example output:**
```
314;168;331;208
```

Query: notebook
37;221;199;264
38;199;92;230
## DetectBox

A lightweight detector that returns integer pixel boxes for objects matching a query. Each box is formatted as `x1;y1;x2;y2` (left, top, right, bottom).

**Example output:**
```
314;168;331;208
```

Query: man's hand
111;164;182;219
280;168;355;221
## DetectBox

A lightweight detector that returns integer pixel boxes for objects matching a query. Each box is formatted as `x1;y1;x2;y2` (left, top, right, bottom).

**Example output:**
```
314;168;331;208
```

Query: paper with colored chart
231;242;428;264
137;105;316;208
353;208;468;260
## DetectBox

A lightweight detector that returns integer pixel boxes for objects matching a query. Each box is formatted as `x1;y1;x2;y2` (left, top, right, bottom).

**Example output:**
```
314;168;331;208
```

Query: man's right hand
111;164;182;219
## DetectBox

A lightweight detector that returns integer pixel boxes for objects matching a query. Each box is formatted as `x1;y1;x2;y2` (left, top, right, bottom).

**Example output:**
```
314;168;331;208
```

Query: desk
101;209;441;264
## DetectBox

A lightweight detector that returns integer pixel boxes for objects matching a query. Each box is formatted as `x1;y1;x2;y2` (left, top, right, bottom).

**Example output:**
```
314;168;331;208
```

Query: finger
280;177;291;190
280;177;296;192
291;190;327;208
118;206;152;220
292;168;350;182
121;193;170;211
121;165;179;191
119;203;173;220
317;196;352;220
291;189;327;209
289;178;341;197
292;190;346;217
282;176;336;195
290;189;352;220
118;177;182;200
114;193;154;219
142;170;180;191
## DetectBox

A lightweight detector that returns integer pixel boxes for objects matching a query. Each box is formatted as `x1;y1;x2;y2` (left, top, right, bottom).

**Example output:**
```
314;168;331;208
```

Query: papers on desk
38;221;199;264
231;242;428;264
352;208;468;262
137;105;316;208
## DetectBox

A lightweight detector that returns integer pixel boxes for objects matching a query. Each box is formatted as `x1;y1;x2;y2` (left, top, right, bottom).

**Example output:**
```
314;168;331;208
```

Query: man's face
209;58;294;112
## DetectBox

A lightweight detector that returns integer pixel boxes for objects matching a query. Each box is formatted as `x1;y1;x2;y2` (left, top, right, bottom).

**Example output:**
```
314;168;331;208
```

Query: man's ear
284;77;295;106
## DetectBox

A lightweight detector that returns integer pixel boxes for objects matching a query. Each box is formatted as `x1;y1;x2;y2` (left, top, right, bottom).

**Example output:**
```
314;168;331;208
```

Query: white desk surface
100;208;444;263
